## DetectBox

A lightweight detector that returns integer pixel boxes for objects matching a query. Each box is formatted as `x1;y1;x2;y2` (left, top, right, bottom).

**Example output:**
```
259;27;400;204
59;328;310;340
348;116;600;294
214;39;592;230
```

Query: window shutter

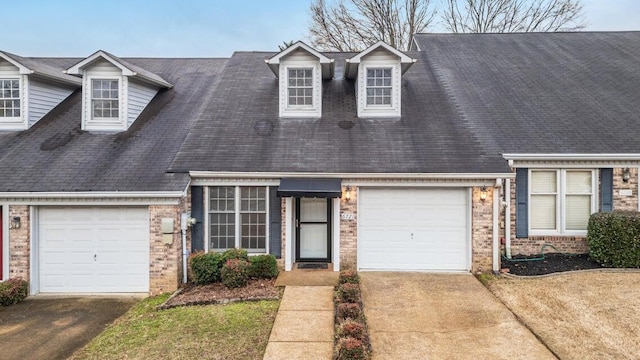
269;186;282;258
516;168;529;238
190;186;204;252
600;168;613;212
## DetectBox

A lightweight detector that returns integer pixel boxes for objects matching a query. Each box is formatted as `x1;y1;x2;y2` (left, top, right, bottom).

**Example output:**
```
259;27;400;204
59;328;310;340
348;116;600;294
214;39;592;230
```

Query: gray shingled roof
0;51;81;85
170;51;506;174
0;57;227;192
412;32;640;155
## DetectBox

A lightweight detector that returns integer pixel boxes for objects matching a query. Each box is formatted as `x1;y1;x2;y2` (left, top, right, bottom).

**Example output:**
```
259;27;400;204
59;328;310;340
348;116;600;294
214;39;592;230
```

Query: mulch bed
159;279;282;309
501;253;603;276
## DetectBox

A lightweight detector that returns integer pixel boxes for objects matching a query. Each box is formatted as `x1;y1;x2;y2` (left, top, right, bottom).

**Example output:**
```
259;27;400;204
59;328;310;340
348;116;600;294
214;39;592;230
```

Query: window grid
208;186;267;253
366;68;392;106
287;68;313;107
0;79;20;117
91;79;119;118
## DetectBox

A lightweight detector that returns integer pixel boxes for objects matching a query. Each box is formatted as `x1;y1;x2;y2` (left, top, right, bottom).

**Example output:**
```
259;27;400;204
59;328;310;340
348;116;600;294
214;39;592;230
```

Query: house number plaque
341;213;355;220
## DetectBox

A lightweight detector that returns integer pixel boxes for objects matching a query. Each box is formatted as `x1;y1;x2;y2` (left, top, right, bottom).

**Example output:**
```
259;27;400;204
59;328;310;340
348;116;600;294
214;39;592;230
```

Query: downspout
180;213;196;284
504;178;512;259
492;179;502;273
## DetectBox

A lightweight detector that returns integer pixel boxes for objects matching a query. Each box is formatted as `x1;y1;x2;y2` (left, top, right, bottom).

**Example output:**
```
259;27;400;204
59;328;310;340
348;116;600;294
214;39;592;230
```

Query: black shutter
190;186;204;252
515;168;529;238
269;186;282;258
600;168;613;212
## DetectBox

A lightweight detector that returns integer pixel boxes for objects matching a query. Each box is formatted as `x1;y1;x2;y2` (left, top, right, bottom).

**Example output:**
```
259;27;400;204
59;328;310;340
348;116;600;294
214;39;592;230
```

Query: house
1;32;638;295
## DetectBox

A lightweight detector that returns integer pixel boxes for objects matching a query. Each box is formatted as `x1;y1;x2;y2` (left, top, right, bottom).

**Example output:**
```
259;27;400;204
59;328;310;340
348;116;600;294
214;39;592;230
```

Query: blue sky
3;0;638;57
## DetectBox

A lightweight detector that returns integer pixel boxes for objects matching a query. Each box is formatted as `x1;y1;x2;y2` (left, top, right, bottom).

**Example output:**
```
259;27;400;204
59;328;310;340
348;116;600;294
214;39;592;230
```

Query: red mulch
159;279;282;309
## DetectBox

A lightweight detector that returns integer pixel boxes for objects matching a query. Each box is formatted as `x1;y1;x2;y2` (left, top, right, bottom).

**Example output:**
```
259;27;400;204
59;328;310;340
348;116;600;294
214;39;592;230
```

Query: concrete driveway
0;296;139;360
360;272;557;359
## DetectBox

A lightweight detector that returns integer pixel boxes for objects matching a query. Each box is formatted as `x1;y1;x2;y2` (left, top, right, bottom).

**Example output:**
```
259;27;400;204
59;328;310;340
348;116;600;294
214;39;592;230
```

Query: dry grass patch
487;272;640;360
71;294;279;360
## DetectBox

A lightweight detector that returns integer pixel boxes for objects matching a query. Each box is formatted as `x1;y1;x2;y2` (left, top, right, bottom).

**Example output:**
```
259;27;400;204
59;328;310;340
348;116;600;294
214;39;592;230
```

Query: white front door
38;207;150;293
297;198;330;260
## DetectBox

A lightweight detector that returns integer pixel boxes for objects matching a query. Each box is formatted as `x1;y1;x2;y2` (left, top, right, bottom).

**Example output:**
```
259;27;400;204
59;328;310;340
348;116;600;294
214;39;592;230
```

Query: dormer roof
344;41;416;79
65;50;173;88
265;41;334;79
0;50;81;86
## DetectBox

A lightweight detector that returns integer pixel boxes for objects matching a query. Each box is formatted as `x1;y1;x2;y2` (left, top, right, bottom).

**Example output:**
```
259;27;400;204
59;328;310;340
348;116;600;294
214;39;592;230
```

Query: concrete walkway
360;272;557;360
263;286;335;359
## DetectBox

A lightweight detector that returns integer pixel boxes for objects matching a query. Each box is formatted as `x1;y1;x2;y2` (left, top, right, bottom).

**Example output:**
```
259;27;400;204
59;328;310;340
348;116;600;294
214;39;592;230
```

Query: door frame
295;197;332;262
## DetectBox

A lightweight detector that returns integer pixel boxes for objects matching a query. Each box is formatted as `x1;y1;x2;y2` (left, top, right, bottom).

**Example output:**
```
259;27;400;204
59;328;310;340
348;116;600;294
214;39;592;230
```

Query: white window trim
357;63;401;118
279;62;322;118
364;67;393;108
0;76;28;130
286;67;314;109
83;75;127;131
90;78;120;121
204;186;270;254
528;169;597;236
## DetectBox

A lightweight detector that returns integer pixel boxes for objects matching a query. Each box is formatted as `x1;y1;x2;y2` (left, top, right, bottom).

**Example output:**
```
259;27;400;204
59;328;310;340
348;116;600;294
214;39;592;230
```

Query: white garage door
358;188;469;271
39;207;149;293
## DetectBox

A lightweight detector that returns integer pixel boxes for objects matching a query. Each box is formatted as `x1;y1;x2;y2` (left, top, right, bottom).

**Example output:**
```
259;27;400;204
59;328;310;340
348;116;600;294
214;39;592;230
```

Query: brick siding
8;206;30;281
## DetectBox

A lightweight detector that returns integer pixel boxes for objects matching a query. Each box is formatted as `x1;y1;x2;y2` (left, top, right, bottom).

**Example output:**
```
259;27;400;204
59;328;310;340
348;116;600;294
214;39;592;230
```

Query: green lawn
71;295;280;360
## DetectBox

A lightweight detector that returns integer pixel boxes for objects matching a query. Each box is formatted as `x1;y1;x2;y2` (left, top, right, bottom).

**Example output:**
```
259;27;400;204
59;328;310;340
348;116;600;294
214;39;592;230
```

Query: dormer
65;50;172;132
345;42;416;118
266;41;334;118
0;51;81;131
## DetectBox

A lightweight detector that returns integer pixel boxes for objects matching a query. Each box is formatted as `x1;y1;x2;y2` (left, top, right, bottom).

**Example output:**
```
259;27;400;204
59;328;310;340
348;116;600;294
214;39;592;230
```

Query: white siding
82;60;125;131
0;63;27;130
127;79;159;127
0;60;18;76
28;79;74;127
279;51;323;118
357;49;402;118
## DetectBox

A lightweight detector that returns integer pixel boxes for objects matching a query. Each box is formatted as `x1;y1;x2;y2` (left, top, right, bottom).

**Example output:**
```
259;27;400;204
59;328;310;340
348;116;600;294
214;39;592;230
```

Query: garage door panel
39;207;149;293
359;188;469;271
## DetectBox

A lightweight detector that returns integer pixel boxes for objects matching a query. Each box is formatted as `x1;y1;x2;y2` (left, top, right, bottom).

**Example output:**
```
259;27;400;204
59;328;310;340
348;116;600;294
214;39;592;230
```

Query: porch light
344;186;352;202
622;168;631;183
480;187;488;202
11;216;20;229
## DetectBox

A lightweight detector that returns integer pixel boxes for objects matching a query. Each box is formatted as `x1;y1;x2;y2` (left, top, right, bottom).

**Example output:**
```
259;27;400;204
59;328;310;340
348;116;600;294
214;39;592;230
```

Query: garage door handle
94;254;97;261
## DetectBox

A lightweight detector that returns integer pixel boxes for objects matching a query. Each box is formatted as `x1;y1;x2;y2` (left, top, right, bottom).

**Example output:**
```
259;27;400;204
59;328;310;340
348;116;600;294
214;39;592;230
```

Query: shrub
0;278;29;306
336;319;366;341
221;259;250;288
248;255;279;279
189;252;224;284
337;303;362;321
336;283;360;303
221;248;249;263
587;211;640;268
336;337;367;360
339;270;360;284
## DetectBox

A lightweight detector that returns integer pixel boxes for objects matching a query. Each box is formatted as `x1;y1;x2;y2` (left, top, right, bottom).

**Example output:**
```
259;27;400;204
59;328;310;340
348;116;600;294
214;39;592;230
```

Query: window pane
567;171;592;193
566;195;591;230
531;194;556;229
239;187;267;252
531;171;557;193
287;68;313;108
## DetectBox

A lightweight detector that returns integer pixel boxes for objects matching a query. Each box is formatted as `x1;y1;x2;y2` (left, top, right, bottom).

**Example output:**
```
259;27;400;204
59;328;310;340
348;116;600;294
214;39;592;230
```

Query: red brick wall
472;187;494;272
340;187;357;270
8;205;30;281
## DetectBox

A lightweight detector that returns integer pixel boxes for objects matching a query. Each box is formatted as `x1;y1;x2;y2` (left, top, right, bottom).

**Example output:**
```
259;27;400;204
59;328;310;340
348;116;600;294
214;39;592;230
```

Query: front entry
296;198;331;262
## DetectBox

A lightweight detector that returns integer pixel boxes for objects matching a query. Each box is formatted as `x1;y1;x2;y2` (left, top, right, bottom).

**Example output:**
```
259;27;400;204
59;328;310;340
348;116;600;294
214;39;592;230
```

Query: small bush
221;248;249;263
336;283;360;303
339;270;360;284
221;259;250;288
587;211;640;268
248;255;279;279
337;303;362;321
336;337;367;360
189;252;224;284
336;319;366;341
0;278;29;306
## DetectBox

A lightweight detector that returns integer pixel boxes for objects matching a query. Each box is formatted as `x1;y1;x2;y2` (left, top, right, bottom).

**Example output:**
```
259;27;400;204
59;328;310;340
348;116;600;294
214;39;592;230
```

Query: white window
366;68;392;106
0;79;20;118
91;79;119;119
208;186;268;253
530;169;595;234
288;68;313;107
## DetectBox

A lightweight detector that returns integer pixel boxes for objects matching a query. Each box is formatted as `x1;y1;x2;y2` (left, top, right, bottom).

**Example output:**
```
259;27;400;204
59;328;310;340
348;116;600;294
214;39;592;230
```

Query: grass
71;294;280;360
486;272;640;360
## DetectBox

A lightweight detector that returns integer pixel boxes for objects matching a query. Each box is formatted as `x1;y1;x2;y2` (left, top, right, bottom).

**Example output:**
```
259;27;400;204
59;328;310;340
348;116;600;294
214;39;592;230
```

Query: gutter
0;191;185;199
189;171;515;180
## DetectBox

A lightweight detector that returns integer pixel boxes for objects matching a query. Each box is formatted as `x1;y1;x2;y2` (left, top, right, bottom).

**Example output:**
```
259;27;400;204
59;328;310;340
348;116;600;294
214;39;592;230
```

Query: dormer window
344;41;416;118
265;41;334;118
91;79;119;119
0;79;20;118
288;68;314;108
366;68;392;106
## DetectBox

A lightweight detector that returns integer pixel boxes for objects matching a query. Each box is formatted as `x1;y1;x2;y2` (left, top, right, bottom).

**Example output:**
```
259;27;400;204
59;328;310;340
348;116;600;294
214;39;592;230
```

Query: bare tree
278;40;297;51
443;0;585;33
309;0;437;51
309;0;586;51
